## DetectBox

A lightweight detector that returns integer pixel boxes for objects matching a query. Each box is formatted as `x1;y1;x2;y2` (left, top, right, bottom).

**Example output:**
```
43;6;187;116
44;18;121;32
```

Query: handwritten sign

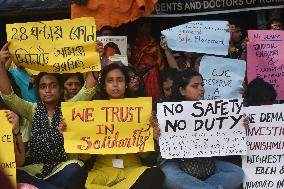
62;97;154;154
242;105;284;189
0;111;16;187
6;17;100;73
200;55;245;100
247;30;284;100
161;21;230;56
157;98;247;159
98;36;128;66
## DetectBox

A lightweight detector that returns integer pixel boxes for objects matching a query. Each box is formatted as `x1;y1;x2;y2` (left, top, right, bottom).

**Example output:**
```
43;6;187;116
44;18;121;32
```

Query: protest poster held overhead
157;98;247;159
200;56;246;100
242;104;284;189
161;21;230;56
97;36;128;66
6;17;100;73
62;97;154;154
247;30;284;100
0;111;16;188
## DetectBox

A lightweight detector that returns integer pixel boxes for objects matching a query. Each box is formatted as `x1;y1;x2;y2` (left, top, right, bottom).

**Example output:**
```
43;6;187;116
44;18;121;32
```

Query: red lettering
85;108;94;122
72;108;84;121
112;107;120;122
101;107;110;122
105;124;114;134
101;106;144;123
72;107;94;122
77;137;92;150
135;107;143;123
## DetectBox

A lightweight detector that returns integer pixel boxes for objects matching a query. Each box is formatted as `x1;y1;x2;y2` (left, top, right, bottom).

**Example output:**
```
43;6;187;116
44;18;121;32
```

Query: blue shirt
8;68;39;103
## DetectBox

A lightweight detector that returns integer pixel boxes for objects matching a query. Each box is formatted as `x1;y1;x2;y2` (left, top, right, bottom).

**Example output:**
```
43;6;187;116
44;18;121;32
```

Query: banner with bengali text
6;17;100;73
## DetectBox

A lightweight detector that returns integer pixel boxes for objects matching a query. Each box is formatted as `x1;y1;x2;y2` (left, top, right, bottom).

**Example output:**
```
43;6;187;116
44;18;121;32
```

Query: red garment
131;34;164;105
71;0;157;30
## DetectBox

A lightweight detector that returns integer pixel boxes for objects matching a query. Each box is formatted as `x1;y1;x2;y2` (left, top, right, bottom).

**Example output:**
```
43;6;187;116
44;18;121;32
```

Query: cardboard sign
98;36;128;66
247;30;284;100
6;17;100;73
161;21;230;55
0;111;16;187
200;55;246;100
62;97;154;154
242;105;284;189
157;99;247;159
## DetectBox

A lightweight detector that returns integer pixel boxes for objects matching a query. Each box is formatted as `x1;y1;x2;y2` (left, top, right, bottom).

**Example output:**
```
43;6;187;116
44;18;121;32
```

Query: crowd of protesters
0;13;283;189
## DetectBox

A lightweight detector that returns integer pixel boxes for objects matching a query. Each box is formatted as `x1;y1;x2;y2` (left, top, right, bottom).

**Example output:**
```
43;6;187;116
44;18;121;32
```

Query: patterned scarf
28;102;67;178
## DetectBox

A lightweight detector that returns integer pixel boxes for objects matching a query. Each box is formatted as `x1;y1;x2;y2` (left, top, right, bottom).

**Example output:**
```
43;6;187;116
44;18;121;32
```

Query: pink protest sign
247;30;284;100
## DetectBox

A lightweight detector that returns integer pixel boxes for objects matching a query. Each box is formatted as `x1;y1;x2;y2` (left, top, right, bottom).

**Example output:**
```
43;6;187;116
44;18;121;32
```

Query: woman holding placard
160;69;245;189
85;63;164;189
0;43;98;189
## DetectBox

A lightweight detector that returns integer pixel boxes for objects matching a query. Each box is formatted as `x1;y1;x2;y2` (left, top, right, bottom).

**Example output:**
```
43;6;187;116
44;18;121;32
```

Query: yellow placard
0;111;16;188
6;17;100;73
62;97;154;154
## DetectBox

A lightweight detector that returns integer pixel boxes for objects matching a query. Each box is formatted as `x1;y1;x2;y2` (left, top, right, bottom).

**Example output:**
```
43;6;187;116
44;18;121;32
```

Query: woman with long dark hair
161;69;245;189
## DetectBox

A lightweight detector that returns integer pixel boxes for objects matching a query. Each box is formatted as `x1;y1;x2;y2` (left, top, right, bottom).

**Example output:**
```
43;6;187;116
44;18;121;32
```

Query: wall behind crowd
0;7;283;47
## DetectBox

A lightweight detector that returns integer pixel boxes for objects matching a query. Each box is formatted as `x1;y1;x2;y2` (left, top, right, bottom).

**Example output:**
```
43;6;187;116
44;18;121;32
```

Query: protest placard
200;55;246;100
6;17;100;73
157;98;247;159
161;21;230;56
242;105;284;189
0;111;16;188
247;30;284;100
62;97;154;154
97;36;128;66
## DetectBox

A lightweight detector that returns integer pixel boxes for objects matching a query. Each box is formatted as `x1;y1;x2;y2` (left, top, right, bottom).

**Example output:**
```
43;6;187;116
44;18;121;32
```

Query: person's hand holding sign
96;40;104;57
243;114;249;129
150;112;160;146
58;116;67;134
0;43;10;65
160;35;168;50
5;111;20;135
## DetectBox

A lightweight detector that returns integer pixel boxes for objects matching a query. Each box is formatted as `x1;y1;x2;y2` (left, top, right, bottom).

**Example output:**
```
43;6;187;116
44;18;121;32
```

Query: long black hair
126;66;145;97
170;69;203;101
98;63;132;100
244;77;277;106
61;73;84;87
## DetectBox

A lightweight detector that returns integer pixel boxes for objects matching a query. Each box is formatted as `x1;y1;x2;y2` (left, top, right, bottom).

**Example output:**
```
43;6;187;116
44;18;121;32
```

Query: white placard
157;98;247;159
242;105;284;189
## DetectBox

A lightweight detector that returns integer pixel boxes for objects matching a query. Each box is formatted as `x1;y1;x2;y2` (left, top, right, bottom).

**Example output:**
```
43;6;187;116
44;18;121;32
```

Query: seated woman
0;43;98;189
85;63;164;189
160;69;245;189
